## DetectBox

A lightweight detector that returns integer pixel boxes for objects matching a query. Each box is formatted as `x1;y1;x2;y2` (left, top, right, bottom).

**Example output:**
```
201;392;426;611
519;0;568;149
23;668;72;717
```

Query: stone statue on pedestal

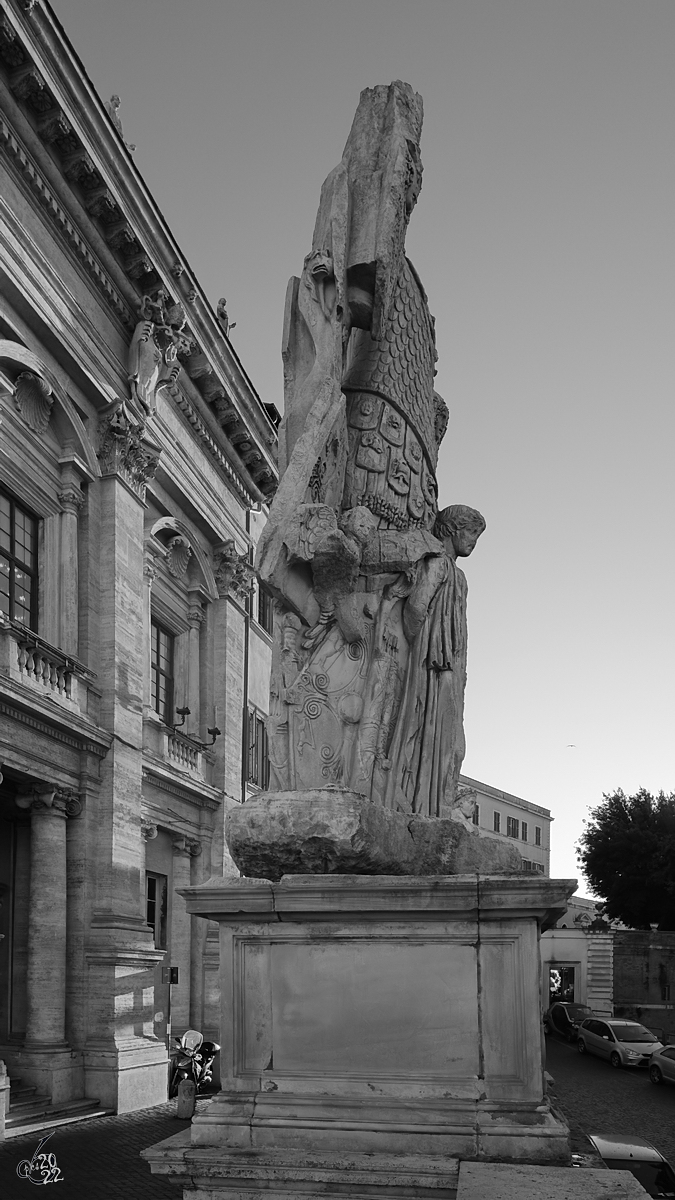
228;82;521;878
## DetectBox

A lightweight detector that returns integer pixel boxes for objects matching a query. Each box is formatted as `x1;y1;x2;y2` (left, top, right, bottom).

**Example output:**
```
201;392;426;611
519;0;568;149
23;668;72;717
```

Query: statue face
450;524;483;558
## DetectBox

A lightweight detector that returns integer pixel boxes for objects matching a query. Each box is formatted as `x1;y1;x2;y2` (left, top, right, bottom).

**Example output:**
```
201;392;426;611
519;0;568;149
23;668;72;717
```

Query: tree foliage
576;788;675;930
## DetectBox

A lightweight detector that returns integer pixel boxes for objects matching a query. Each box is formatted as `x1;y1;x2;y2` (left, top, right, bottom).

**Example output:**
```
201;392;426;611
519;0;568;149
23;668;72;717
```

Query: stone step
9;1089;47;1109
4;1104;111;1139
6;1097;107;1133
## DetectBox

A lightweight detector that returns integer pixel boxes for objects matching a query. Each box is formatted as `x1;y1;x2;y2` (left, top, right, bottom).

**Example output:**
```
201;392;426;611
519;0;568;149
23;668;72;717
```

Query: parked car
587;1134;675;1198
543;1002;594;1041
577;1018;663;1068
649;1044;675;1086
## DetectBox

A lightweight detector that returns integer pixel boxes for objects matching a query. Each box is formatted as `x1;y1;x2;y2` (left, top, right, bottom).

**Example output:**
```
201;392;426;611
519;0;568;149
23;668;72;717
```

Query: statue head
339;506;378;548
433;505;486;558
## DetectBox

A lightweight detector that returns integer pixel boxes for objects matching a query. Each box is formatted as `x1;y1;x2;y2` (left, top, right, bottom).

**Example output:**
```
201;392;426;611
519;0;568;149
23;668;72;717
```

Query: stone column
15;787;81;1047
186;596;205;739
170;837;200;1032
58;484;84;657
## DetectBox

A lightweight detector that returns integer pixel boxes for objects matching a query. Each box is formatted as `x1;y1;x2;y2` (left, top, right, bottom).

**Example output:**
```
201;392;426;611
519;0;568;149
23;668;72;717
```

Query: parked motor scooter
169;1028;220;1098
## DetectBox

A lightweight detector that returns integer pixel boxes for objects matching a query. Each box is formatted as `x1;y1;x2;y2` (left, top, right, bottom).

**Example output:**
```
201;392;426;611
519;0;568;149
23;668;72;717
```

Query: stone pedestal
143;873;576;1198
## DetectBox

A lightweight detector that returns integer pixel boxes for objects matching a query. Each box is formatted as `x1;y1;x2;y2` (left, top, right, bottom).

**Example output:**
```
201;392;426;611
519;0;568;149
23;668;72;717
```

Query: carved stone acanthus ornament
141;821;158;840
166;535;192;578
16;786;82;817
214;541;253;604
13;371;53;434
128;291;192;414
187;604;206;628
97;402;161;499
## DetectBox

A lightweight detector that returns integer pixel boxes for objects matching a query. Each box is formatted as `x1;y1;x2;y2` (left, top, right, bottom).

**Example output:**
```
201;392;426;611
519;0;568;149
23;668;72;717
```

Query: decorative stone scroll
233;82;521;879
13;371;53;434
16;786;82;817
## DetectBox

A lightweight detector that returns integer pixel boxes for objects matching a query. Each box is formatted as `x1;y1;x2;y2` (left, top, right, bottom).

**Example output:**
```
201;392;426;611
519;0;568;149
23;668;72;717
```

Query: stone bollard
175;1078;196;1119
0;1060;9;1142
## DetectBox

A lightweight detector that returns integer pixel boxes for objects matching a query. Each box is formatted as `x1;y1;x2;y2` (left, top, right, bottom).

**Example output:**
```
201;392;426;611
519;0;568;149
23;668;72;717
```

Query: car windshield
608;1160;675;1197
610;1024;657;1043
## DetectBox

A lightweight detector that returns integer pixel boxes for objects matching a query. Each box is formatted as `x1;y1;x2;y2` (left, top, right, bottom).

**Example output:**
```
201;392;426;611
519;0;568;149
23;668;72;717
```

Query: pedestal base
143;874;576;1196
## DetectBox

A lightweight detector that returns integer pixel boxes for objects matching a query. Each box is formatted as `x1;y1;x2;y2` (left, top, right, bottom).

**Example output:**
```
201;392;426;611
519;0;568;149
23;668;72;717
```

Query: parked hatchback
577;1018;663;1068
544;1002;594;1041
649;1045;675;1086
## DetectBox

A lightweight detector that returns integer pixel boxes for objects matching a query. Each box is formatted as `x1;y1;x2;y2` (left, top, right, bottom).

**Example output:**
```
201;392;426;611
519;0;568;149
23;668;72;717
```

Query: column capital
58;486;85;514
172;835;202;857
186;604;206;629
16;786;82;818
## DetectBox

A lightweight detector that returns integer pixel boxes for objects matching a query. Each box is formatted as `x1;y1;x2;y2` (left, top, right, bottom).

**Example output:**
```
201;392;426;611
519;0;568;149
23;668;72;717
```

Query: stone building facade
0;0;278;1115
461;774;551;876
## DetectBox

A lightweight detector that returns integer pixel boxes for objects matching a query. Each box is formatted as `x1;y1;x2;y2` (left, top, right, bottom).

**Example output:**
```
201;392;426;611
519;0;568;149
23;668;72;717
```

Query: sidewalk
0;1098;211;1200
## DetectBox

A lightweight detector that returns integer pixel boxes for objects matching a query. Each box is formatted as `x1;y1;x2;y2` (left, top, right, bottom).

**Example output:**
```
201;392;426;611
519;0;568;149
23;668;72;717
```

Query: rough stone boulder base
225;789;523;880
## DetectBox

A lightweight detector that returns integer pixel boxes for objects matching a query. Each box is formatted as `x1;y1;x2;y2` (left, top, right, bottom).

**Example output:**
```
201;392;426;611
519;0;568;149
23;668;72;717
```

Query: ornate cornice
0;9;279;498
141;764;220;810
0;115;134;327
0;697;111;757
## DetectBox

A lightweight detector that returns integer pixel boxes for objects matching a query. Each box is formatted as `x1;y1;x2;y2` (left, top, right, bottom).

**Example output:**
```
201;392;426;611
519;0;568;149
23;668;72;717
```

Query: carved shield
387;455;411;495
404;427;423;473
379;403;405;446
355;431;386;472
348;393;381;430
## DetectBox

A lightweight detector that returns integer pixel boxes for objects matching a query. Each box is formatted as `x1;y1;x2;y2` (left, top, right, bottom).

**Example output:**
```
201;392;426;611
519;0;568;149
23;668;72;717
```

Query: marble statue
229;81;521;876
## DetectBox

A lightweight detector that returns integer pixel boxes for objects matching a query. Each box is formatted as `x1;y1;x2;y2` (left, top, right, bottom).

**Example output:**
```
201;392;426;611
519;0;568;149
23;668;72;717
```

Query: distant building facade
540;896;613;1016
460;774;551;875
0;0;278;1117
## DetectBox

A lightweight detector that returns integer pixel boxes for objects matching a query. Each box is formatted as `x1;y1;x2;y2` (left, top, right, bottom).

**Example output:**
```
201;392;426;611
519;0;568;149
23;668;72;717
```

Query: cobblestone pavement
546;1033;675;1166
0;1098;211;1200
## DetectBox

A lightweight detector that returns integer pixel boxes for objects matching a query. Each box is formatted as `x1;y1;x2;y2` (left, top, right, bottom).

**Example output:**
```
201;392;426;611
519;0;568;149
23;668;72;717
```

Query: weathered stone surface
225;789;523;880
457;1161;650;1199
255;83;495;841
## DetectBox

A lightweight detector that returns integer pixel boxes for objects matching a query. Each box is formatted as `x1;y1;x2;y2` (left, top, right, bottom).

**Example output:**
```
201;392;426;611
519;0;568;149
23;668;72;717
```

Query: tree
576;788;675;931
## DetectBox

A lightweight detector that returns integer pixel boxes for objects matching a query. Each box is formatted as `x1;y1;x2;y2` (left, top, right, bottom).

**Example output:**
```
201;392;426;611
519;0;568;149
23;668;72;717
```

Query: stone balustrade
0;618;95;715
164;728;204;776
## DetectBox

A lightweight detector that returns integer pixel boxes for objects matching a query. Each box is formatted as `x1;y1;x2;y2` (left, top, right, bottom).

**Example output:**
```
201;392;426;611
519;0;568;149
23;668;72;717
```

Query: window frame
535;825;542;847
0;483;38;630
472;803;479;827
506;816;519;839
247;706;270;789
521;821;528;841
150;618;175;725
493;811;501;834
256;584;274;637
145;870;168;950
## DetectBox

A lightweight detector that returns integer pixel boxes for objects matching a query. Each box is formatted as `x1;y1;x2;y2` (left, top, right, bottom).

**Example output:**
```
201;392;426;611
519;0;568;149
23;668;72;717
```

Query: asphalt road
546;1032;675;1167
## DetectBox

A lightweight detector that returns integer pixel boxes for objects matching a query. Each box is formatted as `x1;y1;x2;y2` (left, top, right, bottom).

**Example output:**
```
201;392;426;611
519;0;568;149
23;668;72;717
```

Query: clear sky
51;0;675;888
